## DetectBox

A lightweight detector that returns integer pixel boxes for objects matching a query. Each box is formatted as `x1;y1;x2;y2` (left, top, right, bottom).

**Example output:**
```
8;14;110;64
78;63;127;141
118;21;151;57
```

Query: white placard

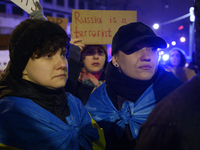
11;0;39;14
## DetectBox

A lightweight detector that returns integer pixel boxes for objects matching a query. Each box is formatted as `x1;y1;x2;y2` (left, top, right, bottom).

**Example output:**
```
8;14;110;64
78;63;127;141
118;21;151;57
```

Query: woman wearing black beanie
0;19;105;149
30;2;108;106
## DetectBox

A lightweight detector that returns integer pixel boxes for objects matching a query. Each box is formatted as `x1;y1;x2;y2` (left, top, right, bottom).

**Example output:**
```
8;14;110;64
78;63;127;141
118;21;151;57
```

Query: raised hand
30;1;47;21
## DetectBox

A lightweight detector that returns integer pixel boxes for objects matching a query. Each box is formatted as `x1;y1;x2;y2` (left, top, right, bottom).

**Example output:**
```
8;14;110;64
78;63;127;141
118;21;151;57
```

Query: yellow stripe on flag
88;112;106;150
0;143;21;150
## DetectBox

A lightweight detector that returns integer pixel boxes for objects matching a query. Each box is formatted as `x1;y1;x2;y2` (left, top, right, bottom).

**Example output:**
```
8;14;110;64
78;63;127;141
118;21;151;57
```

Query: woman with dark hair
30;2;108;105
0;19;105;150
65;40;108;105
166;47;196;82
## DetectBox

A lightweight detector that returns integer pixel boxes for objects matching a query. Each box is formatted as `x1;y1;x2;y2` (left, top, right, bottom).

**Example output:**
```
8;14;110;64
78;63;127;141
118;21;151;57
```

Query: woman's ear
112;55;119;67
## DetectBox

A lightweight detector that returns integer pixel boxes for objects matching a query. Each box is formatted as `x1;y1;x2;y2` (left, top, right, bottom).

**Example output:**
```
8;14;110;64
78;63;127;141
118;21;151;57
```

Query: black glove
68;44;81;62
30;1;47;21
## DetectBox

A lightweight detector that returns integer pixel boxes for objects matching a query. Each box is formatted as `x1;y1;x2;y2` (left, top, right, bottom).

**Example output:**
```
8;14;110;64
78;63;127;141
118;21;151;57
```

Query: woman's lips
139;65;152;70
92;63;99;66
54;74;66;78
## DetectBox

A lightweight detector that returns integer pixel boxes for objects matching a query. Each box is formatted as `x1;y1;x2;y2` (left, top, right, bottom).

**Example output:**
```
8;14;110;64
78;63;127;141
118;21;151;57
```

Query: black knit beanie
9;19;69;78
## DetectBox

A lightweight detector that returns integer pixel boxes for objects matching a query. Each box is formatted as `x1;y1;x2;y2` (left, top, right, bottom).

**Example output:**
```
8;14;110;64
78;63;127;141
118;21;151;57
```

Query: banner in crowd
46;16;68;31
11;0;39;14
10;1;68;31
71;9;137;44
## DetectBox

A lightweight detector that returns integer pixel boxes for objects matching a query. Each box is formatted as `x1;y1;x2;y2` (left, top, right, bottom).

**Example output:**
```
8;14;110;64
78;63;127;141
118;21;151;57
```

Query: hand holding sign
30;1;47;20
11;0;39;14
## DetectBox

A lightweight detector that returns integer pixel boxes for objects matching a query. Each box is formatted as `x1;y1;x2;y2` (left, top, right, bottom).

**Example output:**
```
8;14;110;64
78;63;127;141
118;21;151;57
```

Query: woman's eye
145;47;157;52
86;50;93;55
61;54;67;58
44;54;51;58
98;50;105;55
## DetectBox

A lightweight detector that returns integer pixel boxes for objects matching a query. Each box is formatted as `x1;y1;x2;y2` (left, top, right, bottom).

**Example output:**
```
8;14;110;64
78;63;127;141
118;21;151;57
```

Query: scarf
105;62;158;104
78;68;105;88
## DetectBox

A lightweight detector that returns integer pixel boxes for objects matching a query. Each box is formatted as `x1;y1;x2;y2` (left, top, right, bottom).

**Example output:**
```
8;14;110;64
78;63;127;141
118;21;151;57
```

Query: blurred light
190;7;195;22
157;48;161;51
180;37;186;42
167;43;170;48
171;41;176;46
185;63;189;67
190;15;195;22
153;23;159;29
190;16;195;22
165;3;169;9
178;25;184;30
159;51;164;55
162;54;169;61
108;46;112;55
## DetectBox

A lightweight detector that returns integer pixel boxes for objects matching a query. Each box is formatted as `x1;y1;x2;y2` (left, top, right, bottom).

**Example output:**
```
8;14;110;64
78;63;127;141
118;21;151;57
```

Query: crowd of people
0;1;200;150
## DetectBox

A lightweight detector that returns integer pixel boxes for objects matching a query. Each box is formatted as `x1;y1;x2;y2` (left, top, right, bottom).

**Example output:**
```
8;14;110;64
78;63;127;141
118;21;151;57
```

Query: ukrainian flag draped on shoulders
85;64;183;140
0;93;105;150
0;64;105;150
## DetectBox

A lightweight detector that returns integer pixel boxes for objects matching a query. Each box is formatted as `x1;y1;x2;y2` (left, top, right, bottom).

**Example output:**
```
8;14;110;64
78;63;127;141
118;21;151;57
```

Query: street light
180;37;186;42
153;23;159;29
171;41;176;46
190;7;195;22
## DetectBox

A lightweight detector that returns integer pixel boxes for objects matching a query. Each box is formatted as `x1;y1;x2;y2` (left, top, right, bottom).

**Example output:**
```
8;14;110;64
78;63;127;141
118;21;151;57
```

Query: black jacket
135;75;200;150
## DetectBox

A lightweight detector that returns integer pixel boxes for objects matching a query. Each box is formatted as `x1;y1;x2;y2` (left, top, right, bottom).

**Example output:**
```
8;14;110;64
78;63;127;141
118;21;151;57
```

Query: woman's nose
93;50;99;59
56;56;67;69
140;48;151;61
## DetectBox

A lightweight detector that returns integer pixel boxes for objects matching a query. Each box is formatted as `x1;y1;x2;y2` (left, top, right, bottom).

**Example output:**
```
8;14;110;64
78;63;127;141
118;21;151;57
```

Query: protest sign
11;0;39;14
71;9;137;44
46;16;68;31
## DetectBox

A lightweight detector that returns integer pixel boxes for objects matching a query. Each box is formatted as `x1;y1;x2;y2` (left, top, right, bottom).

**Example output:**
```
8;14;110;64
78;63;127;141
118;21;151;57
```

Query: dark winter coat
135;75;200;150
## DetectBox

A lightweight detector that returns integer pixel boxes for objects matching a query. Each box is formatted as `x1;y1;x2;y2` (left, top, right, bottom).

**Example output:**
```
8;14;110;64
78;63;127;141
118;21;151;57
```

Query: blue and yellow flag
0;93;105;150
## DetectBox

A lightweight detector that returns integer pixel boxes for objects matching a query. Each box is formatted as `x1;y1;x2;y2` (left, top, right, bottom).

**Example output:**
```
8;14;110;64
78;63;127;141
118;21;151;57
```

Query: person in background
66;40;108;105
165;47;196;82
135;1;200;149
85;22;183;150
30;1;108;105
0;19;105;150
